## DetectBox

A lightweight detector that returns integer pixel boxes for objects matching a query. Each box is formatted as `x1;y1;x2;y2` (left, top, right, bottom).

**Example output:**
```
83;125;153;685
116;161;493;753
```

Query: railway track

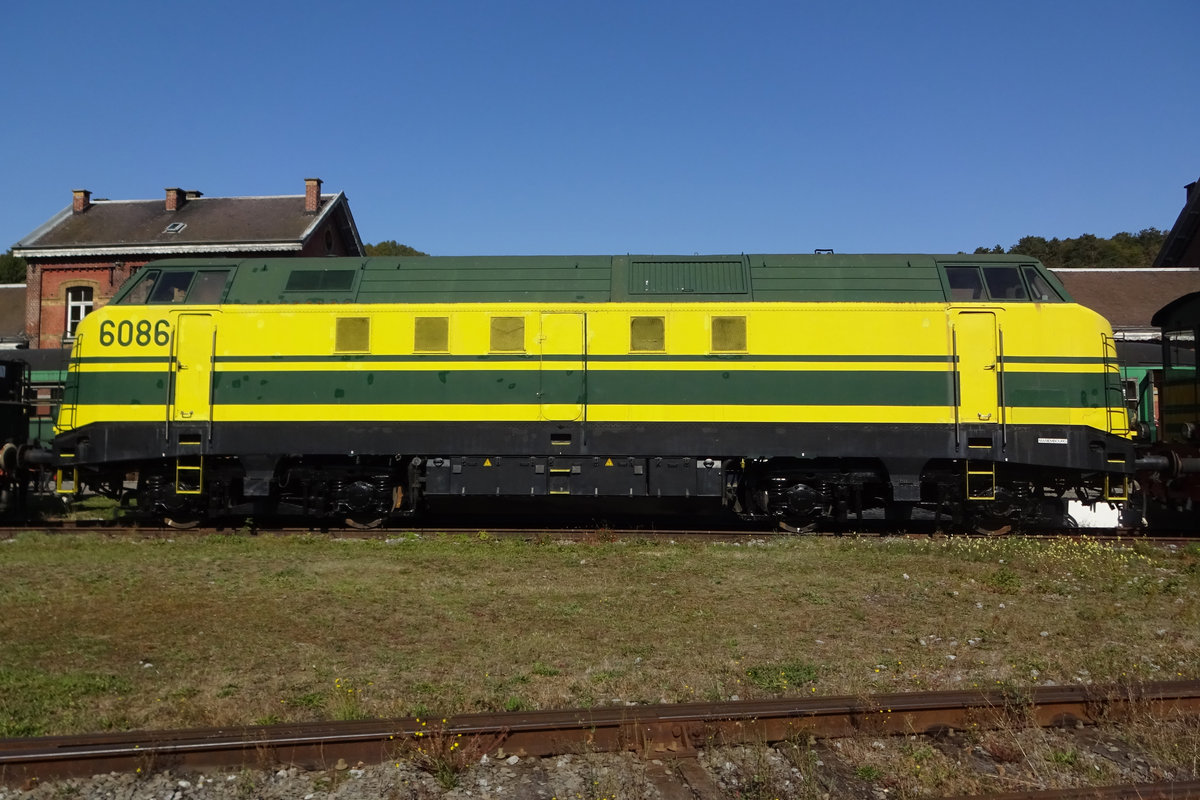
3;681;1199;795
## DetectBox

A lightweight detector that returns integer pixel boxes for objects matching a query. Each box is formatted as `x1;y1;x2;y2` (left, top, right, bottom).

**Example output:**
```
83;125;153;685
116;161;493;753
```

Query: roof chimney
72;189;91;214
305;177;323;213
165;187;186;211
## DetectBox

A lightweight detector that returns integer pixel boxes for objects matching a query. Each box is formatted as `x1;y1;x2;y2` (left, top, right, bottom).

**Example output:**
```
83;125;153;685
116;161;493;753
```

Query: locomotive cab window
1022;266;1061;301
148;271;195;304
711;316;747;352
489;317;525;352
982;267;1028;300
188;270;231;304
945;267;985;300
415;317;450;353
116;269;160;305
631;316;666;352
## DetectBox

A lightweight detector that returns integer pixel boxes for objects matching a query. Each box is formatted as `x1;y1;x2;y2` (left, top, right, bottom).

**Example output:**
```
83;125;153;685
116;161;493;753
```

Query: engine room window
335;317;371;353
65;286;93;339
188;270;231;304
149;271;194;304
489;317;525;352
630;316;666;352
415;317;450;352
117;270;160;305
945;267;984;301
711;316;747;352
983;267;1028;301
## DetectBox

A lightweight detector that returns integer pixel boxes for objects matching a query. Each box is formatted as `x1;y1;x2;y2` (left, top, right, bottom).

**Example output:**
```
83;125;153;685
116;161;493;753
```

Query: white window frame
65;286;94;340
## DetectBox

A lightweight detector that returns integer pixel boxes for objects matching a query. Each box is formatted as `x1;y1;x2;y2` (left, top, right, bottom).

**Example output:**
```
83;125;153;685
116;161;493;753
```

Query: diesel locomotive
52;252;1136;529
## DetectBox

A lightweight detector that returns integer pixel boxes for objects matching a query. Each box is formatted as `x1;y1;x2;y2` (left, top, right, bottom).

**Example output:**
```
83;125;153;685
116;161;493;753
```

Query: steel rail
942;779;1200;799
2;680;1199;788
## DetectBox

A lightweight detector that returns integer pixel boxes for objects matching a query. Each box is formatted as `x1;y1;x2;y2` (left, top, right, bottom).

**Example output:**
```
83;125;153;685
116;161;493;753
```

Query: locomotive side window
335;317;371;353
1165;329;1196;370
982;267;1028;300
117;270;160;305
945;267;985;300
489;317;525;353
415;317;450;353
1022;266;1061;301
711;316;747;352
149;271;194;304
631;316;666;352
188;270;231;304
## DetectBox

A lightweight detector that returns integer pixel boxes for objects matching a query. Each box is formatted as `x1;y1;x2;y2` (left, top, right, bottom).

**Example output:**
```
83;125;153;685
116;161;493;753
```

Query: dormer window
163;222;187;234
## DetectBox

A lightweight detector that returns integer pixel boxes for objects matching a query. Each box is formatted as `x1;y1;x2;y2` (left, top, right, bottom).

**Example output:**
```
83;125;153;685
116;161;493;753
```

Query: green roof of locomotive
113;253;1072;305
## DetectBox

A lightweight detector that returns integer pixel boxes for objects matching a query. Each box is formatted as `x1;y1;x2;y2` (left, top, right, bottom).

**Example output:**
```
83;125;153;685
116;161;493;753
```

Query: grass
0;532;1197;739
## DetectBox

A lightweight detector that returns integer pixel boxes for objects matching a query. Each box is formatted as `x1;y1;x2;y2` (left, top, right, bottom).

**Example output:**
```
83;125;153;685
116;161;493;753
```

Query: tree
0;249;26;283
973;229;1168;269
364;241;428;257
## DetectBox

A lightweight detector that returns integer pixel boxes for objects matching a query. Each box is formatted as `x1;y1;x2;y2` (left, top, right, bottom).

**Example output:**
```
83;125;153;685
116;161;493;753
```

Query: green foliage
745;660;818;691
0;249;27;283
364;240;428;257
974;229;1167;268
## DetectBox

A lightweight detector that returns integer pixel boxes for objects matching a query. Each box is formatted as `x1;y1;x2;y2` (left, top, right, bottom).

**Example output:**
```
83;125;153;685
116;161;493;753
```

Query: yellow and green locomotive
54;252;1135;528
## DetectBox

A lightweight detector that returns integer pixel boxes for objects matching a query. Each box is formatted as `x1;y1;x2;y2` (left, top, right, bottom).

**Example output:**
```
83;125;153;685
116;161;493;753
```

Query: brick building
12;178;364;348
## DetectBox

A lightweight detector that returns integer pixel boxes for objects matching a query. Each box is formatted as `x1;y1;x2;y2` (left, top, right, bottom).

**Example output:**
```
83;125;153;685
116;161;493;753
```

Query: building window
66;286;94;339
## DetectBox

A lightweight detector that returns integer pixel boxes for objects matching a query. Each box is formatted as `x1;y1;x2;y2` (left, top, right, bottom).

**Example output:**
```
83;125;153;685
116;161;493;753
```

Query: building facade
12;178;364;348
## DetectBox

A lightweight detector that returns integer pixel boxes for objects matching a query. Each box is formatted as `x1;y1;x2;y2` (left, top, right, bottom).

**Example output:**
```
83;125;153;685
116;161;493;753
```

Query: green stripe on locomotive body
65;365;1105;411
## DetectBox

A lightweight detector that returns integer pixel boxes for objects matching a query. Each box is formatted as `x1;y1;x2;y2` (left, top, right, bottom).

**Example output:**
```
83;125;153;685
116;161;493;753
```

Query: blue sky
3;0;1197;257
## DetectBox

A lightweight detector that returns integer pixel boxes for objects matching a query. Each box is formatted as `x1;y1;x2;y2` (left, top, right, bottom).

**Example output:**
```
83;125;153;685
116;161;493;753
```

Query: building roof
1052;267;1200;332
12;182;363;258
1154;176;1200;267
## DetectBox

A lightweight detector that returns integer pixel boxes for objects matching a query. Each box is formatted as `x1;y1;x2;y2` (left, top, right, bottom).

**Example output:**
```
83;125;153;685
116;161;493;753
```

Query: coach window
65;287;93;339
630;316;665;352
983;267;1028;300
415;317;450;353
148;271;194;304
489;317;525;353
711;316;746;352
945;267;985;301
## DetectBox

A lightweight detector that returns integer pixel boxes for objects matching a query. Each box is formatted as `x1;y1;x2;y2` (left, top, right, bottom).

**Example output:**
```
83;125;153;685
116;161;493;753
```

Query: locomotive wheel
345;515;385;530
163;515;201;530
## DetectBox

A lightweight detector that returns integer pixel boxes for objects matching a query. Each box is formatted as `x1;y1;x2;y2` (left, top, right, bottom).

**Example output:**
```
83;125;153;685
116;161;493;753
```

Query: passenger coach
53;253;1135;529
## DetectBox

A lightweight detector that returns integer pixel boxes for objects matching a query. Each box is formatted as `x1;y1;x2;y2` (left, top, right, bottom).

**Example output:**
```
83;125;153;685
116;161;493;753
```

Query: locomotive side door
170;313;217;423
953;311;999;424
538;313;586;421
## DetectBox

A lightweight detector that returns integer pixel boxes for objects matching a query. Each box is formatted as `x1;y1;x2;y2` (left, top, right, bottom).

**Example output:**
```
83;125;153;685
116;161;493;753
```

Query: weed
531;661;560;677
855;764;884;781
400;717;494;790
986;566;1021;591
745;661;818;692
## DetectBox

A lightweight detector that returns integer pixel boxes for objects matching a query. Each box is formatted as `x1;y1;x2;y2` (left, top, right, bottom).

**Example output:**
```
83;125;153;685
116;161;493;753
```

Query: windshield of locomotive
116;269;160;304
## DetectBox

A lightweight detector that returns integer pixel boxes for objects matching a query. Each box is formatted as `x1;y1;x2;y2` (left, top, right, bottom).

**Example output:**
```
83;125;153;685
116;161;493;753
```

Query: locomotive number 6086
98;319;171;347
